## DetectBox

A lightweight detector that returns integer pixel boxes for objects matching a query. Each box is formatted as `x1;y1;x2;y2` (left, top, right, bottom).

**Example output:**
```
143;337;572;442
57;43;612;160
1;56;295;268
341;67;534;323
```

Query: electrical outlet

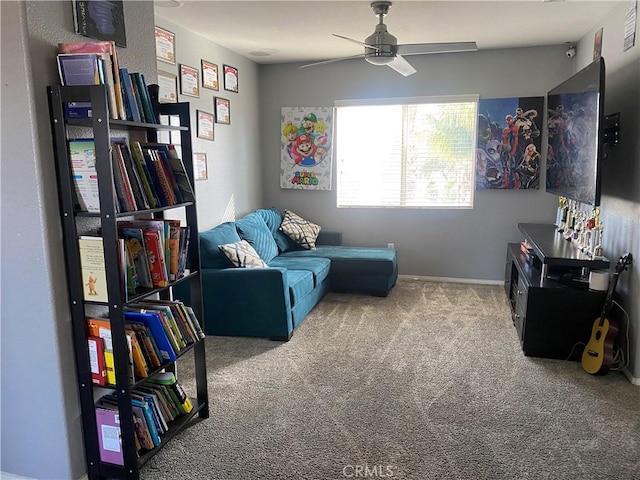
387;243;395;249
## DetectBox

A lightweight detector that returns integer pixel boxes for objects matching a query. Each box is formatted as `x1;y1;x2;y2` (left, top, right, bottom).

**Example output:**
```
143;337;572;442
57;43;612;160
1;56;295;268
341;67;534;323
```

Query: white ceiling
154;1;624;65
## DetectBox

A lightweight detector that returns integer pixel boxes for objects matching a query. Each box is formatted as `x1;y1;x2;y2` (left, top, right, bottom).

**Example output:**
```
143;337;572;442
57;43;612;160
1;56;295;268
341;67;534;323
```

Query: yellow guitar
581;254;632;375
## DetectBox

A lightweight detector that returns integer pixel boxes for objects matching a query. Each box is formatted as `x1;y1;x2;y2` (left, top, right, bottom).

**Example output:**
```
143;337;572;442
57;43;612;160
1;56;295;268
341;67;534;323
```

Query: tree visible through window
335;96;478;208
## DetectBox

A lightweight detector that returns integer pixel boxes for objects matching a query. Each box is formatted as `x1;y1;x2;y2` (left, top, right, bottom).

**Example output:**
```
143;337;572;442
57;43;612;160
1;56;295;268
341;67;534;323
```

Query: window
335;95;478;208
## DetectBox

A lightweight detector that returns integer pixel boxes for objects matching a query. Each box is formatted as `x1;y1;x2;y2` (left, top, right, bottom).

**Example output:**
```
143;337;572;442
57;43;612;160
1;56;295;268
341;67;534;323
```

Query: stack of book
57;40;158;123
86;301;204;388
68;138;195;214
95;372;194;464
78;219;192;304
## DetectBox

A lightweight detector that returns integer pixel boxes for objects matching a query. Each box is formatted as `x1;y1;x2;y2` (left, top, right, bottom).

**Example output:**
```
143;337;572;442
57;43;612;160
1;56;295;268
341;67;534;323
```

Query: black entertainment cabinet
504;223;609;359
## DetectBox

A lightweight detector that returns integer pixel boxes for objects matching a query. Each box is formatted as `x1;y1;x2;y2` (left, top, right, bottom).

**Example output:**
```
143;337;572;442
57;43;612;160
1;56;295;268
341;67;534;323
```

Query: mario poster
280;107;333;190
476;96;544;190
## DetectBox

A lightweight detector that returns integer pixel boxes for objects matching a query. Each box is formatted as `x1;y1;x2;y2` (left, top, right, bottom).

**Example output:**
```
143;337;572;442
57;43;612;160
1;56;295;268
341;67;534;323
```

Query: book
68;139;100;212
148;372;193;415
166;148;195;203
178;226;191;278
147;384;179;421
139;299;199;344
95;406;124;465
143;147;176;206
141;143;190;204
125;327;148;379
118;219;169;287
57;52;118;119
129;141;159;209
88;335;107;385
119;227;153;289
130;397;161;446
127;322;161;368
167;220;181;281
129;73;148;123
111;143;136;212
78;236;108;302
114;141;149;210
131;390;167;435
58;40;125;120
118;67;141;122
124;310;177;362
134;386;172;428
57;53;101;86
86;317;116;385
130;404;154;450
132;72;158;124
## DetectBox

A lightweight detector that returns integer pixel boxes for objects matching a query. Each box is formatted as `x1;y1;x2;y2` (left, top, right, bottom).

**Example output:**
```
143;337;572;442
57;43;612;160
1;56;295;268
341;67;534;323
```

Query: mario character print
475;96;543;190
281;107;333;190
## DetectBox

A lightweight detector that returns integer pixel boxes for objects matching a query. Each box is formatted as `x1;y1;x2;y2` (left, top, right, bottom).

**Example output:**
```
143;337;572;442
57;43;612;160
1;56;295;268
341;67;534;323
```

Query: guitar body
580;253;632;376
581;316;619;375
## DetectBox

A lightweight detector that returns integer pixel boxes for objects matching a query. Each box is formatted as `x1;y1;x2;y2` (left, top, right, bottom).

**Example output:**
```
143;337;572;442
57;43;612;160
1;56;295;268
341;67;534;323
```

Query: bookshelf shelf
48;84;209;480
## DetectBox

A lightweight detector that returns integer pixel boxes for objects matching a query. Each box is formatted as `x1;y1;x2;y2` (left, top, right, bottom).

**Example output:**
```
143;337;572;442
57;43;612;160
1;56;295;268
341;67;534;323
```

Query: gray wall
154;17;262;229
1;1;158;478
575;3;639;380
259;47;571;281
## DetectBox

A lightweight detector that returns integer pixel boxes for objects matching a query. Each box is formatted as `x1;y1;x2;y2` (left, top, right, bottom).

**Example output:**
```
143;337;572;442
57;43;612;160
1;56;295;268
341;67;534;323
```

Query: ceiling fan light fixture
365;55;395;66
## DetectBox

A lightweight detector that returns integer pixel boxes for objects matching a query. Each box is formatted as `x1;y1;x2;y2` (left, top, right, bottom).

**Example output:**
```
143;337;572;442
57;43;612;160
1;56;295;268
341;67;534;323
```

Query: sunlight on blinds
335;96;478;208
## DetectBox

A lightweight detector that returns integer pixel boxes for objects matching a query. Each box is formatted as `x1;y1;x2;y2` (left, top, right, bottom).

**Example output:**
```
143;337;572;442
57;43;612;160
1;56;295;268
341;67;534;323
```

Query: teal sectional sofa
175;208;397;340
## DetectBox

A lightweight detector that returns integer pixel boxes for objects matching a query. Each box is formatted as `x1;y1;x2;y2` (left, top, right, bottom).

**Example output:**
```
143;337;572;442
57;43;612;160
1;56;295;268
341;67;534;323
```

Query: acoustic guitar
581;253;633;375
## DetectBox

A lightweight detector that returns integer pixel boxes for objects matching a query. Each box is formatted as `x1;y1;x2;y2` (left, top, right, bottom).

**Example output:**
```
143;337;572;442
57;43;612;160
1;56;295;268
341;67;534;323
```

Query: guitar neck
597;272;620;327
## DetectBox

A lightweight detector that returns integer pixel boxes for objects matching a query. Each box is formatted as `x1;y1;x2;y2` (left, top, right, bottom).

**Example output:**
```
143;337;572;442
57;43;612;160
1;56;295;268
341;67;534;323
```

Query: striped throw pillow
279;209;321;250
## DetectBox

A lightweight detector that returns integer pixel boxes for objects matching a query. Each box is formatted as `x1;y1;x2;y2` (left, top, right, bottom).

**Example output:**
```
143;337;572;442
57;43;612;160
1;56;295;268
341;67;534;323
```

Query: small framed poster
201;60;219;91
193;153;208;180
157;71;178;103
74;0;127;47
223;64;238;93
197;110;214;141
215;97;230;124
155;26;175;64
179;64;199;97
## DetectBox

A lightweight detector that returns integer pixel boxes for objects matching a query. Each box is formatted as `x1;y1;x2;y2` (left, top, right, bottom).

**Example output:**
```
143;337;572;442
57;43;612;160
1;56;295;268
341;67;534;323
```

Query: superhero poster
475;97;544;190
280;107;333;190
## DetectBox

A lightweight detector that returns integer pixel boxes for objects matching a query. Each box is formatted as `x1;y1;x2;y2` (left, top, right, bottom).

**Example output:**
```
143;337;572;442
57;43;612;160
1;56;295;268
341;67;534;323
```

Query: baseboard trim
399;274;503;286
622;368;640;386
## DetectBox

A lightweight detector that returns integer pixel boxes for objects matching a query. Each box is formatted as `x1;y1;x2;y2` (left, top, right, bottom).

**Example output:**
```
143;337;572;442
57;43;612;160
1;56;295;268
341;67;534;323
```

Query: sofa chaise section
175;207;397;340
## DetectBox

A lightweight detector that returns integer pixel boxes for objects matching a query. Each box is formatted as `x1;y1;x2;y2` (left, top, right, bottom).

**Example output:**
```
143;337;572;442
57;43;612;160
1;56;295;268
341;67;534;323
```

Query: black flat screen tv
546;58;605;206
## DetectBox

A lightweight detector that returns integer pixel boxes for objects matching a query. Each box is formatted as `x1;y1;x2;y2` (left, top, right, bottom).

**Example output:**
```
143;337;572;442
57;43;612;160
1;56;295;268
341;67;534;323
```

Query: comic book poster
280;107;333;190
475;97;544;190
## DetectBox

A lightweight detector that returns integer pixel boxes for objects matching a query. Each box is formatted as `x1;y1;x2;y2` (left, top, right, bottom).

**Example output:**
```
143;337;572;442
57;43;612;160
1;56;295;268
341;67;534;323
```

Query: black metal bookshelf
47;84;208;480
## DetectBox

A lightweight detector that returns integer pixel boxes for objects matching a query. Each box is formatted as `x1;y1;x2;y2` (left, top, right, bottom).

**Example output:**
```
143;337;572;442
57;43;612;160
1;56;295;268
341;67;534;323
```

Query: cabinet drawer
514;277;528;314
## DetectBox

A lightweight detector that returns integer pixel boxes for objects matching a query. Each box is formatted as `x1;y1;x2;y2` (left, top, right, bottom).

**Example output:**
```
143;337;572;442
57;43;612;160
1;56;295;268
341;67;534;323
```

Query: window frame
334;95;479;209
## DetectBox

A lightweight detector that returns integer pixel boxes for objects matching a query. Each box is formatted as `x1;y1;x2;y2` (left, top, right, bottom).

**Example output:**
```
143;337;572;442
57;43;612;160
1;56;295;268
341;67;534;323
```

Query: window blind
335;95;478;208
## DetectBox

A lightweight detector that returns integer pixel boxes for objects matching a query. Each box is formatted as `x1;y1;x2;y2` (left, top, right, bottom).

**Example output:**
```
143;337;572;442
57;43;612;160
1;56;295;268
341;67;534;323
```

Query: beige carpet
141;279;639;479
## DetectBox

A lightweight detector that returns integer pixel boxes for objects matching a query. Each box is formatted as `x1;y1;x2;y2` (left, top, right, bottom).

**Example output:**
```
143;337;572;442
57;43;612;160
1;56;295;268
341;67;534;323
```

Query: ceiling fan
300;1;478;76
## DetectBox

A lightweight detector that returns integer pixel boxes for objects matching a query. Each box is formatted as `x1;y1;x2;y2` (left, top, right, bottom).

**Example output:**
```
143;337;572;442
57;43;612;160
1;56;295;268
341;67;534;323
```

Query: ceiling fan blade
387;55;416;77
333;33;381;51
397;42;478;56
299;53;366;69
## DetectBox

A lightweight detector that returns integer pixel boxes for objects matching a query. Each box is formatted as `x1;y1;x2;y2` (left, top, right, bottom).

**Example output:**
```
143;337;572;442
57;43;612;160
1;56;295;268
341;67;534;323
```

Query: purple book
96;407;124;465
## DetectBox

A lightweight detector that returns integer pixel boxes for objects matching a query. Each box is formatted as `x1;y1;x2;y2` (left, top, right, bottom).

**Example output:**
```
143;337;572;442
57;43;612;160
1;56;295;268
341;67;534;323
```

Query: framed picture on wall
193;153;208;180
155;26;175;64
223;64;238;93
74;1;127;47
215;97;230;124
201;60;219;90
196;110;214;140
157;71;178;103
179;64;199;97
